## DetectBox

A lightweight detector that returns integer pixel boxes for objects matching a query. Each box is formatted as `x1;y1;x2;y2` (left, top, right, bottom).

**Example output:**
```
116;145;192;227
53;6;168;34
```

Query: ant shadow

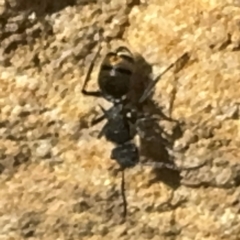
129;53;189;190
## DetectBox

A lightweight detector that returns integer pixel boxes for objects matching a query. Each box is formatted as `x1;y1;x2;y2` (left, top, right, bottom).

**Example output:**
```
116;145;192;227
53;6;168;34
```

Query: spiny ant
82;42;190;220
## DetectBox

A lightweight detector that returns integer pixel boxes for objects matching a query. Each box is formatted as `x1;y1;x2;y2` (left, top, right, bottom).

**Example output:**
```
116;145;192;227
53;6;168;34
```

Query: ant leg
97;123;108;139
97;104;118;121
81;45;102;97
135;114;174;146
139;52;190;103
91;103;108;126
89;104;108;138
144;111;179;123
142;161;179;171
136;113;167;128
94;104;110;139
98;104;108;115
179;160;207;171
91;114;105;126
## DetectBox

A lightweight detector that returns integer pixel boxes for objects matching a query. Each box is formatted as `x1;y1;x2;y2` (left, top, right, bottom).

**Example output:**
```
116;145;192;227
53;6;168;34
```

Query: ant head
111;143;139;169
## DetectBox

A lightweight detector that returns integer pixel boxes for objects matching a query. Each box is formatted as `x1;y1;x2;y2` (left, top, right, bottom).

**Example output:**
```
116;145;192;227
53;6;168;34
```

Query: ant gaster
81;45;135;103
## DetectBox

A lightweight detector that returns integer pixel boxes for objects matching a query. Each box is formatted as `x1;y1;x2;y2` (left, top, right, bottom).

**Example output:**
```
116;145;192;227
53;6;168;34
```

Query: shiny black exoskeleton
81;45;135;103
95;103;139;169
82;43;190;220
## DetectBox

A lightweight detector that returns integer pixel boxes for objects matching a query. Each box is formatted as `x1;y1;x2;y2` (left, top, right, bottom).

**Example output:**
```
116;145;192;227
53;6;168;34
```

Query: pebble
35;140;52;158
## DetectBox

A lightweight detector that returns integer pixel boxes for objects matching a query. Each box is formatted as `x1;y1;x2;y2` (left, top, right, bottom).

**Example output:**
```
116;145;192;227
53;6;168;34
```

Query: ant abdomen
98;46;135;102
82;45;136;103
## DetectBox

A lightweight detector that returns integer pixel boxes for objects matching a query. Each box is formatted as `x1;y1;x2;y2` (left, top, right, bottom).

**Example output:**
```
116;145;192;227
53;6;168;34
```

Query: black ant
81;43;190;220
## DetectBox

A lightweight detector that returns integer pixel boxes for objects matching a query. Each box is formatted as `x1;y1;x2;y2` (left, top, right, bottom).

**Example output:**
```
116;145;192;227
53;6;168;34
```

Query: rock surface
1;0;240;239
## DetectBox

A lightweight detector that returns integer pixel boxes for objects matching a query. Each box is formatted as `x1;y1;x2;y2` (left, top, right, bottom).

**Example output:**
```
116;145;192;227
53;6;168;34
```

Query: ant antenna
139;52;190;103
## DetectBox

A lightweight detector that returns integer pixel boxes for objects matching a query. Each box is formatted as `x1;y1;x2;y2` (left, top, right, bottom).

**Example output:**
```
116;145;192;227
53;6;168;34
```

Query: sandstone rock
1;0;240;240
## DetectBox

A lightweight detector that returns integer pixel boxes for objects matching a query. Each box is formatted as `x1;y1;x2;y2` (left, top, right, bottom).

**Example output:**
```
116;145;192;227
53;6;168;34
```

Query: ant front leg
81;45;102;98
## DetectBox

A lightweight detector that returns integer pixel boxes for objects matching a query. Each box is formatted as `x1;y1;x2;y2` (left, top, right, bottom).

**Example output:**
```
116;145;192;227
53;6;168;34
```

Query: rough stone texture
1;0;240;239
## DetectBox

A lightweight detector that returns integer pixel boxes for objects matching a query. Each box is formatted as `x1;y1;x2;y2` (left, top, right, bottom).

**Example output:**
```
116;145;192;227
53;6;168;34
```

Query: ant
81;43;190;220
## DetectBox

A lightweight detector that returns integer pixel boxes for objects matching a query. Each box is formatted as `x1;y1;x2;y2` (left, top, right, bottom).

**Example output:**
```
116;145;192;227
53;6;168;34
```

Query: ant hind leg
139;52;190;104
